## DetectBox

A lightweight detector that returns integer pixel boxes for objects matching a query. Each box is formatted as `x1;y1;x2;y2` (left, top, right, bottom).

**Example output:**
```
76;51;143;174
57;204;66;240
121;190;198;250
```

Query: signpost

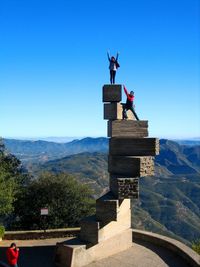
41;208;49;216
40;207;49;233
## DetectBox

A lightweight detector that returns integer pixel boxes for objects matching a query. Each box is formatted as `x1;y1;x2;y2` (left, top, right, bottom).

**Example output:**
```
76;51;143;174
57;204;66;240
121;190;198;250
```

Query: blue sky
0;0;199;139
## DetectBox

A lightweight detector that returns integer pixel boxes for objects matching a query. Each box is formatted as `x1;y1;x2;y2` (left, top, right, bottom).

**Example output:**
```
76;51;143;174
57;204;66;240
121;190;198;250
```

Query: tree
192;240;200;255
0;138;29;217
11;172;95;230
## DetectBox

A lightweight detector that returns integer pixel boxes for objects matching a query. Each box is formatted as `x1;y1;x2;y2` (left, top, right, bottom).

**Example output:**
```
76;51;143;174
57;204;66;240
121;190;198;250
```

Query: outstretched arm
107;51;110;61
116;52;119;61
123;85;128;96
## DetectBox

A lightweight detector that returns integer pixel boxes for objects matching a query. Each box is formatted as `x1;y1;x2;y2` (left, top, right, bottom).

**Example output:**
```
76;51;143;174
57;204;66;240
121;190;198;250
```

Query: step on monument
55;84;159;267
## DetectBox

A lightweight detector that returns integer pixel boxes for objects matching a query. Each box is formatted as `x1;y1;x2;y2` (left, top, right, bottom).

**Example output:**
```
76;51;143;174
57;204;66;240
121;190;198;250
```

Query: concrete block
102;84;122;102
96;192;119;223
80;198;131;245
98;209;131;243
108;156;154;177
55;238;87;267
104;103;136;120
109;137;159;156
110;176;139;199
79;216;99;245
108;120;148;137
55;229;133;267
96;193;131;225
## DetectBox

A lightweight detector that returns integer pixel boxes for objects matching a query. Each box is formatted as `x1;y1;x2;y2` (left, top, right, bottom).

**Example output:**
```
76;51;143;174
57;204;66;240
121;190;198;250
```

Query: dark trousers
110;70;116;84
122;105;139;120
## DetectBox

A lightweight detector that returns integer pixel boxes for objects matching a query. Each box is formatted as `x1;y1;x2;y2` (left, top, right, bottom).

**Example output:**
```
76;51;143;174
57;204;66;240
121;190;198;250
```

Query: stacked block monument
55;84;159;267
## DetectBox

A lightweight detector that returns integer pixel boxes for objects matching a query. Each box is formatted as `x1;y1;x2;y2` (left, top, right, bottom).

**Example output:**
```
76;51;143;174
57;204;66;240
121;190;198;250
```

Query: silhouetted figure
123;85;139;120
107;51;119;84
6;243;19;267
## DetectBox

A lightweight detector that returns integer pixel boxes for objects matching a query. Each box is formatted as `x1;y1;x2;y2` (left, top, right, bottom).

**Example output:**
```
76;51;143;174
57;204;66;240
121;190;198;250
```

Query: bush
10;172;95;230
0;225;5;238
192;240;200;255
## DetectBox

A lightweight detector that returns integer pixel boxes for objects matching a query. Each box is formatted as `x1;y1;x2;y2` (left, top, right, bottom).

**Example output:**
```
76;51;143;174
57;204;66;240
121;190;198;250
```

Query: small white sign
41;208;49;215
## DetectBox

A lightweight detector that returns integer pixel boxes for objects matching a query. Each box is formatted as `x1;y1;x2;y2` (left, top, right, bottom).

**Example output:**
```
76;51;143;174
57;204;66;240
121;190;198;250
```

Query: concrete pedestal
55;229;132;267
55;198;132;267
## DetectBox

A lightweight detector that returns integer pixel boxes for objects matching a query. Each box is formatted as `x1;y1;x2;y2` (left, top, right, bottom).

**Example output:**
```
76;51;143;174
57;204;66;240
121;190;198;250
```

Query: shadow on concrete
0;240;193;267
0;246;56;267
134;239;190;267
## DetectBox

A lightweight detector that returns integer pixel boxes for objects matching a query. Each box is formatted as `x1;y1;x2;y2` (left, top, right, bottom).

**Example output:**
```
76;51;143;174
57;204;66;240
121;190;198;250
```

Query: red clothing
6;247;19;266
123;85;135;109
123;85;134;102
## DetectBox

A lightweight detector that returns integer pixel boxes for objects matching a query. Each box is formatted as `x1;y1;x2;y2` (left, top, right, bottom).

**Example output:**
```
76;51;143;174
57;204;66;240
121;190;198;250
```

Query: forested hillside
2;137;200;244
0;139;95;231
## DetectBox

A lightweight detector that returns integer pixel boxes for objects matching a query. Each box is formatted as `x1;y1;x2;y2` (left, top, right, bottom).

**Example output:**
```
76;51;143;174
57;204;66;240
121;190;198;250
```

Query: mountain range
2;137;200;245
3;137;108;162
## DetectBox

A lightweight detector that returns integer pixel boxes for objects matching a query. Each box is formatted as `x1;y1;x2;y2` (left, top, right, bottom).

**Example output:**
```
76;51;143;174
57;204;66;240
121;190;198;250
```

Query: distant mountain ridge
3;137;200;164
174;139;200;146
2;137;200;244
3;137;108;162
3;137;200;182
156;139;200;175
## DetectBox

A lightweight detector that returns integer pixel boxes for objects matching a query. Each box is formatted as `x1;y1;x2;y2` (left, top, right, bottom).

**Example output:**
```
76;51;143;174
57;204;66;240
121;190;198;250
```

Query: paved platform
85;240;190;267
0;238;193;267
0;238;68;267
0;237;68;247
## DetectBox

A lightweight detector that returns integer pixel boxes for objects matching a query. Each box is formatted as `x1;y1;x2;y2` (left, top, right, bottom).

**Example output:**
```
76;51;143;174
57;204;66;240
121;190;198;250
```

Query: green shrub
192;240;200;255
11;172;95;230
0;225;5;238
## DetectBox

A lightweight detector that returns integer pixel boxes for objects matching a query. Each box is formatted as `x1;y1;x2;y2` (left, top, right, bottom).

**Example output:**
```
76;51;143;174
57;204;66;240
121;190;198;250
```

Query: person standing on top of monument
107;51;120;84
123;85;139;120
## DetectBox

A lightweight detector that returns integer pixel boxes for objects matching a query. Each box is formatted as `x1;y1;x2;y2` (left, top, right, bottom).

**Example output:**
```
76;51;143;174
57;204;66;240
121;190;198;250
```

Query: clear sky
0;0;199;139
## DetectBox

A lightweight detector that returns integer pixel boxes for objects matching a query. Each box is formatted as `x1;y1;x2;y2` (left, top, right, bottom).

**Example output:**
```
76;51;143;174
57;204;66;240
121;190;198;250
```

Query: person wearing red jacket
123;85;139;120
6;243;19;267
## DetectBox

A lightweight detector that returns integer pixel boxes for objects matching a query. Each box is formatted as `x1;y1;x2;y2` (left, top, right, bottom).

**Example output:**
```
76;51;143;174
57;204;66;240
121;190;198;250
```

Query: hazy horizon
2;135;200;142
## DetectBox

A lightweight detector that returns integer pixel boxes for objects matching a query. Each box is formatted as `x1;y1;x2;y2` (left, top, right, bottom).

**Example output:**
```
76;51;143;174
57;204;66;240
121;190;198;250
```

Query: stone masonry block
102;84;122;102
108;156;154;177
104;103;136;120
108;120;148;137
110;176;139;199
109;137;159;156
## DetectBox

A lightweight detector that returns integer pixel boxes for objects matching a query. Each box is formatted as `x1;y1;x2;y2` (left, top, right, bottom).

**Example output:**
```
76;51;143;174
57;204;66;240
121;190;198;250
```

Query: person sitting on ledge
107;51;120;84
123;85;139;120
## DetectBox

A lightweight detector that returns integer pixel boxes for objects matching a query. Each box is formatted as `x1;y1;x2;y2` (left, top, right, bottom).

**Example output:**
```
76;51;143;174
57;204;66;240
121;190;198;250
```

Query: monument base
55;228;132;267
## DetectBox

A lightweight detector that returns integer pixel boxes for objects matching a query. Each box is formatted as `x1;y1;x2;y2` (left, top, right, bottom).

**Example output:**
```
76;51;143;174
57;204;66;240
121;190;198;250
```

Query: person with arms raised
107;51;120;84
123;85;139;120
